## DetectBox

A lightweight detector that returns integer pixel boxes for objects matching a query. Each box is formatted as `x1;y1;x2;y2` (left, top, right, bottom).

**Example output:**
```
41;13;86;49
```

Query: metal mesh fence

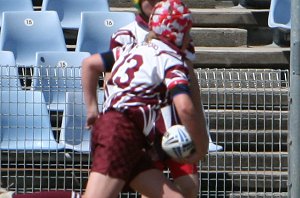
0;66;289;197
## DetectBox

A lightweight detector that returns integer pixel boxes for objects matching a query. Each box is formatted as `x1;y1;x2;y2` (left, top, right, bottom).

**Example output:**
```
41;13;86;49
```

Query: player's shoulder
150;39;183;61
132;40;184;68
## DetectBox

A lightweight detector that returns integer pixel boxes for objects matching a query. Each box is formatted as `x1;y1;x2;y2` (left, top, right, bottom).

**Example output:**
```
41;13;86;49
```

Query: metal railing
0;66;289;197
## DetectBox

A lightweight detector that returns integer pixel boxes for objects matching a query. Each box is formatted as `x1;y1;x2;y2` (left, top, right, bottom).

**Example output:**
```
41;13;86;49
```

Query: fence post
289;0;300;197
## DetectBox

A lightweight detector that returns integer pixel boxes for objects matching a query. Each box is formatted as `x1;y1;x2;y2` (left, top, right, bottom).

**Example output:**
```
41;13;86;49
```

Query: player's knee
175;175;199;198
181;186;198;198
178;183;198;198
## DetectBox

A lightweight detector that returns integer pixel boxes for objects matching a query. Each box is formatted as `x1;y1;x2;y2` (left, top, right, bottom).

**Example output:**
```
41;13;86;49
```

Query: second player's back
110;15;149;50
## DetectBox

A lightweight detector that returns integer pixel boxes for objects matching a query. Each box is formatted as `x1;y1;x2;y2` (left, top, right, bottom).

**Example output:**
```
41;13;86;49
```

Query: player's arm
186;60;203;114
81;52;115;128
179;33;209;161
170;85;209;163
180;33;203;115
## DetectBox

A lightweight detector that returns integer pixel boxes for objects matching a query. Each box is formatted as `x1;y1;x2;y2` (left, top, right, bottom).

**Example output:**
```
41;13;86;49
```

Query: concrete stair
188;6;289;68
194;67;288;196
194;46;289;68
185;1;288;197
229;192;288;198
109;5;290;69
211;129;288;152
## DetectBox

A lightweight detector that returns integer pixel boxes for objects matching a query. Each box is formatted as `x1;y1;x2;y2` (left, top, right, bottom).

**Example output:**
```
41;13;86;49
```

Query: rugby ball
161;125;195;159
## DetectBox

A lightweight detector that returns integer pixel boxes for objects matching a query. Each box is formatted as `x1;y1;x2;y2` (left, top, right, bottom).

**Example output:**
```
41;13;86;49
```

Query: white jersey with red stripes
104;39;189;136
110;15;149;50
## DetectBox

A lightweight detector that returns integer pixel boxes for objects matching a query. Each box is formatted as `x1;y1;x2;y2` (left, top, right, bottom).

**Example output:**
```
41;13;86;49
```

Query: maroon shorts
154;159;198;179
91;110;154;182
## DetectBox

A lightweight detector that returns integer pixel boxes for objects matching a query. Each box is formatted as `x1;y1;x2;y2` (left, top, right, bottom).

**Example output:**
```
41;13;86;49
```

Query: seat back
32;51;91;111
0;0;33;27
0;11;67;67
0;51;21;90
268;0;291;29
0;90;64;150
76;11;135;54
60;91;104;152
41;0;109;29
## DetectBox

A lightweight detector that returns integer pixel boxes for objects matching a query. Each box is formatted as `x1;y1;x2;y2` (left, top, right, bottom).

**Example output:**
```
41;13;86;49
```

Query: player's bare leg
0;187;14;198
83;172;125;198
140;173;198;198
174;173;199;198
130;169;184;198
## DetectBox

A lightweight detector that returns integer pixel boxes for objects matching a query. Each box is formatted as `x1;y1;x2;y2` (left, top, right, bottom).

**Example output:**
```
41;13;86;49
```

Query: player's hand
175;148;206;165
85;109;99;130
184;151;206;164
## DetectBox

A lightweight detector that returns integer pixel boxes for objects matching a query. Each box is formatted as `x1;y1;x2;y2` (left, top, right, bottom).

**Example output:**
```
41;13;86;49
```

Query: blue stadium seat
0;90;64;150
32;51;91;111
75;11;135;54
41;0;109;30
0;0;33;28
0;11;67;67
268;0;291;30
0;51;21;90
60;91;104;152
0;50;15;65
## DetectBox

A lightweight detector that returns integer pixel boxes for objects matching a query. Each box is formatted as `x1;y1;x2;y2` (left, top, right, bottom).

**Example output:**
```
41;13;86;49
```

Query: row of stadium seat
0;89;104;152
0;11;135;67
0;8;135;151
0;0;109;29
0;50;91;111
0;50;105;152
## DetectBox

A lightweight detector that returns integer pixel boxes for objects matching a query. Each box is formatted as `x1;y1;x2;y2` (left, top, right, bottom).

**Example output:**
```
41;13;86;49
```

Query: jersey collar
136;14;149;30
156;35;186;59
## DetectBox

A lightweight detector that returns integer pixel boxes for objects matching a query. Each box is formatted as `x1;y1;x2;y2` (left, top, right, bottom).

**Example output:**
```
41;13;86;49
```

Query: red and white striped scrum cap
149;0;192;47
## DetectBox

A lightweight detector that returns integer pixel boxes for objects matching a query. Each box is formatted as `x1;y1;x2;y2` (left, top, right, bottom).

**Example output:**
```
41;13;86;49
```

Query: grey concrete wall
108;0;216;8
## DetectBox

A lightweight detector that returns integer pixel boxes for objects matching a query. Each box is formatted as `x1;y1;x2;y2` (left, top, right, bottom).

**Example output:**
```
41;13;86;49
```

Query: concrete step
110;7;269;28
50;109;288;132
191;28;247;47
189;7;269;28
198;170;287;196
66;38;289;69
194;46;290;68
197;68;289;108
0;167;89;191
247;26;274;46
229;192;287;198
211;129;288;152
111;7;274;46
36;5;275;47
205;109;288;130
216;0;240;8
0;150;288;195
201;88;289;110
65;27;249;48
32;0;217;9
1;168;287;196
195;68;288;85
229;170;288;192
202;151;288;172
108;0;216;9
49;101;288;133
